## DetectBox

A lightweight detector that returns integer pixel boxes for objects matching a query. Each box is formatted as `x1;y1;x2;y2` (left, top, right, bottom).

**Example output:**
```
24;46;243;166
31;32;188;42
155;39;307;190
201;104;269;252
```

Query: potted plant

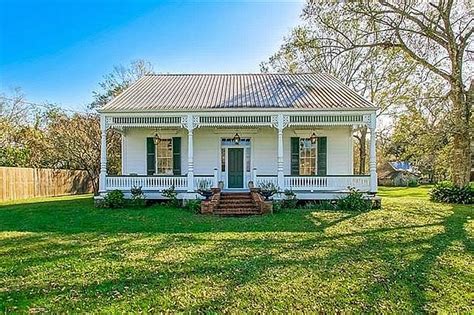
257;182;278;200
197;179;213;200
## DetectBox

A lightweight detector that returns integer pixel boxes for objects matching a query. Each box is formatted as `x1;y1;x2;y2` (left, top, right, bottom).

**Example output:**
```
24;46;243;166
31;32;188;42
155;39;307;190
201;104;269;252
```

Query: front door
228;148;244;188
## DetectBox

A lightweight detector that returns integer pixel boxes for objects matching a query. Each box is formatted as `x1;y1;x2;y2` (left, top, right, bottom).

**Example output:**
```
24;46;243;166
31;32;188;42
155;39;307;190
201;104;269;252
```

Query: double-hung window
156;139;173;175
299;138;317;175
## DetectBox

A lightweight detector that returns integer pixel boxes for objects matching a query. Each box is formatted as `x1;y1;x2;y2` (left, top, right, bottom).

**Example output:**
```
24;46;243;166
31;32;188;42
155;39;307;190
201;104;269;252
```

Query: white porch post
186;114;195;192
213;167;219;188
99;115;107;193
276;114;287;190
369;112;377;193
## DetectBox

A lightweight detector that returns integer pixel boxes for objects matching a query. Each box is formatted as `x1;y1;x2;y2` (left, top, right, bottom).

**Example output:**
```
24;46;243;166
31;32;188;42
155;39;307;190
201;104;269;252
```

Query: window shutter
291;137;300;176
317;137;327;175
146;138;156;175
172;137;181;175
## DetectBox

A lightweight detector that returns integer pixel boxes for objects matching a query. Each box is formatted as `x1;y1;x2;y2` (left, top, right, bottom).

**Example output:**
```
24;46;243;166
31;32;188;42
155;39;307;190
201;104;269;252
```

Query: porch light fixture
153;129;161;145
309;132;317;144
233;133;241;145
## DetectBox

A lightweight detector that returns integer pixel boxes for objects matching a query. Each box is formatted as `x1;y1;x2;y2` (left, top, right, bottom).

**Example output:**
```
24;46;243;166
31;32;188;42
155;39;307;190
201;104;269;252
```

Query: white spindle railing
194;176;215;190
106;175;370;192
255;176;279;188
106;176;188;190
284;176;370;191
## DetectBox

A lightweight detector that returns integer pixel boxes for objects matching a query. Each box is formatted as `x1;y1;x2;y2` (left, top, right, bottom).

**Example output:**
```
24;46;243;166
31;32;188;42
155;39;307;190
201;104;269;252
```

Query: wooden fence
0;167;93;202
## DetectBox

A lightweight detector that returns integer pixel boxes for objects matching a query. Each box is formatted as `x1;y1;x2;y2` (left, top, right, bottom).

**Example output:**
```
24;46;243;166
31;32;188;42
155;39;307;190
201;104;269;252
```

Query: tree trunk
450;79;472;187
358;127;367;174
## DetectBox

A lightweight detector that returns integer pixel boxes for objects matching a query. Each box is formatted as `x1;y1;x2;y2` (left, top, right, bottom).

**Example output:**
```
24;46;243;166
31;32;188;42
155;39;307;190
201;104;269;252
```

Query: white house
97;73;377;200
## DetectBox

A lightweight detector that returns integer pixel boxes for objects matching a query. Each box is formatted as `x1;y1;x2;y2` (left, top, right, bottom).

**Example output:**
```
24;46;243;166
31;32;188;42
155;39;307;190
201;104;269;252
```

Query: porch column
369;112;377;193
99;115;107;193
276;114;287;190
186;114;195;192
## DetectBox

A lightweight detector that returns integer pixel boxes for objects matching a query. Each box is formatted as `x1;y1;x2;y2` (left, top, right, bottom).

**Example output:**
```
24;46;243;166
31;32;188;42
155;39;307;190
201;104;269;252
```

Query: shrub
102;190;125;209
130;185;146;207
197;179;212;191
430;181;473;204
407;179;419;187
272;200;283;212
161;185;180;207
185;198;202;213
336;187;372;212
258;182;279;200
197;179;213;200
282;189;298;209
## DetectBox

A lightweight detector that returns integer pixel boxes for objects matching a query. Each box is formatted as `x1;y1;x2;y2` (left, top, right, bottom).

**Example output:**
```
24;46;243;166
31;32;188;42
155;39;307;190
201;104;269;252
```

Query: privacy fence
0;167;93;202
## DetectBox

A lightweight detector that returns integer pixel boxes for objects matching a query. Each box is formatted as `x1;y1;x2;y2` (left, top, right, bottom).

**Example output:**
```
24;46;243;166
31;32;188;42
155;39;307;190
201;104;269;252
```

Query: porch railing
105;174;370;192
254;175;278;187
194;175;215;190
106;176;188;190
284;176;370;191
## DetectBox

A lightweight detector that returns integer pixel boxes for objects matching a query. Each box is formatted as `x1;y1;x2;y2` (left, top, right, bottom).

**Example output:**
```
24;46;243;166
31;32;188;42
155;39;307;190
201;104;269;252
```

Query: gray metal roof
100;73;375;112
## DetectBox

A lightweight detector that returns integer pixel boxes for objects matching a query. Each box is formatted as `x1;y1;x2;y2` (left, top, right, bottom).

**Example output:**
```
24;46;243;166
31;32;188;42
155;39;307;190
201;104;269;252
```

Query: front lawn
0;187;472;313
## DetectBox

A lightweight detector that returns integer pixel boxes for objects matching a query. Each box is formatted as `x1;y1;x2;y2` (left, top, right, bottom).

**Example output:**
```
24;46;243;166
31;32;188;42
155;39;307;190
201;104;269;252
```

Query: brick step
220;199;253;203
217;202;256;208
220;196;252;200
220;193;252;197
214;208;261;215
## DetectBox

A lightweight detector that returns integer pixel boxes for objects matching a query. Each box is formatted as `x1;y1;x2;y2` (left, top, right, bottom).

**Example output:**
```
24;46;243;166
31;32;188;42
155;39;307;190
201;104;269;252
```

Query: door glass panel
245;147;251;172
221;148;226;172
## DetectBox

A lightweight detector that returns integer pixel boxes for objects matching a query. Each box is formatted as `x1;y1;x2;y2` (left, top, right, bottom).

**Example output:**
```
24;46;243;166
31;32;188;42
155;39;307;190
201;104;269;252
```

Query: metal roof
100;73;376;112
389;161;416;173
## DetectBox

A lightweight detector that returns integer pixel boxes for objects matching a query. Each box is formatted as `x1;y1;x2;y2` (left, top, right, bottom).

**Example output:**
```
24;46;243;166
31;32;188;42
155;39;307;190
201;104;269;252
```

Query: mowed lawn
0;187;472;313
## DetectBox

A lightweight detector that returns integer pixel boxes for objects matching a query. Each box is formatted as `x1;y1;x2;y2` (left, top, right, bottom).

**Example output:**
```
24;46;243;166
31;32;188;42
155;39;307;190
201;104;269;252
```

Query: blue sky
0;0;303;111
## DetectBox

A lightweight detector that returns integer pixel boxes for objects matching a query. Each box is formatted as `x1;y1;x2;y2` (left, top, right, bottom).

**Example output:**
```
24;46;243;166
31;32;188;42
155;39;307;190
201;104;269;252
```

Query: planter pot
197;190;213;200
259;190;275;201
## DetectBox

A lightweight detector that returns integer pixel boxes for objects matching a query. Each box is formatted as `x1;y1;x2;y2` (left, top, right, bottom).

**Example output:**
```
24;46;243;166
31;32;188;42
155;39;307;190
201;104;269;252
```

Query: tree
46;112;121;193
0;90;52;167
304;0;473;186
261;8;419;174
90;59;154;109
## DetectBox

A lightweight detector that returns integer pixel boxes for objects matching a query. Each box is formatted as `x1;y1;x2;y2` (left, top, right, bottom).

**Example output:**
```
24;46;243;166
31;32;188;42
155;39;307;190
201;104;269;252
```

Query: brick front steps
214;192;261;215
200;190;273;215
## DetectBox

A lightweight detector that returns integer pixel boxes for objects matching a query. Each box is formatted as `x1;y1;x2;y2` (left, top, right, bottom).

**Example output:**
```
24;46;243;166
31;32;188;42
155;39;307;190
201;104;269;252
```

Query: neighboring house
378;161;420;186
97;73;377;200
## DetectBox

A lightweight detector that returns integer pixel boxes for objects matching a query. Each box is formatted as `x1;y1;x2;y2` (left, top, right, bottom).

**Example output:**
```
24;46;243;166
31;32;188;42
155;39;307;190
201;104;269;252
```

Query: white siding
121;127;353;176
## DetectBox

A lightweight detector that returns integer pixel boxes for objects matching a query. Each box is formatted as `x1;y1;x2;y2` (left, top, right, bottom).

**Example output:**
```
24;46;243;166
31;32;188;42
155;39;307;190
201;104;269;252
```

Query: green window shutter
291;137;300;176
317;137;327;175
146;137;156;175
172;137;181;175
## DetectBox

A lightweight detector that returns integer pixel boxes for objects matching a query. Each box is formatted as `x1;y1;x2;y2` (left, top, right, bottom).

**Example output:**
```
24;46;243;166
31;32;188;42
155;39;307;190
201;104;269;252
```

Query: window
156;139;173;175
299;139;317;175
245;147;251;172
221;148;226;172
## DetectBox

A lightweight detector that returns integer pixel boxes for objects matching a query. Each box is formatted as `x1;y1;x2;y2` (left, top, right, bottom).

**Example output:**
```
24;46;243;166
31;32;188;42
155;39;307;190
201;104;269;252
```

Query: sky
0;0;304;111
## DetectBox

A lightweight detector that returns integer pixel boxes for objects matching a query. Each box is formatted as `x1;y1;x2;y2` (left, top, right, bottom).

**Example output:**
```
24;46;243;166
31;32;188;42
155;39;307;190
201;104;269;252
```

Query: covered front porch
98;111;377;199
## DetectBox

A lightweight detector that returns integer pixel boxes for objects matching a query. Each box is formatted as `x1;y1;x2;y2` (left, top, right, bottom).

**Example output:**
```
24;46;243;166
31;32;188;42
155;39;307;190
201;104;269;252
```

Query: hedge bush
336;187;372;212
430;181;473;204
99;190;125;208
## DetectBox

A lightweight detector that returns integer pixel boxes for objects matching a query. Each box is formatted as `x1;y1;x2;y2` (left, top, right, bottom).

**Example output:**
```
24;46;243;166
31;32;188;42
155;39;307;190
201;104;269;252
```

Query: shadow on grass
0;195;472;312
0;196;353;234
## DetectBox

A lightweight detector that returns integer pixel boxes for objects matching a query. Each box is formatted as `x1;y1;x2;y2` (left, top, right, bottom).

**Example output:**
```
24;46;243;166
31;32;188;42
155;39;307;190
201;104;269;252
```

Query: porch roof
100;73;376;113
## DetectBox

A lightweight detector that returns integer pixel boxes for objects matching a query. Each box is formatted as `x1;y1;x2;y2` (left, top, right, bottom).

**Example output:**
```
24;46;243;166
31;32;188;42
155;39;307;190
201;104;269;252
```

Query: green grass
0;186;472;313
